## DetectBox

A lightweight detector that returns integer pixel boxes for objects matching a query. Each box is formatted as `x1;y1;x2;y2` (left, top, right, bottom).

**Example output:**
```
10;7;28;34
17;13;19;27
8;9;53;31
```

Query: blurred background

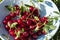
51;0;60;40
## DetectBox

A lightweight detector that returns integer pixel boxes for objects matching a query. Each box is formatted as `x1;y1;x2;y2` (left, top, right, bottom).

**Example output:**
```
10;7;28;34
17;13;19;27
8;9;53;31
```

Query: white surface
0;0;60;40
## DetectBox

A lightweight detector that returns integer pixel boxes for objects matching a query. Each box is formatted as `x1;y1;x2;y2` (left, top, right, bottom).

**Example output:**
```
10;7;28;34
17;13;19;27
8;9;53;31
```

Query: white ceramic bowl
0;0;60;40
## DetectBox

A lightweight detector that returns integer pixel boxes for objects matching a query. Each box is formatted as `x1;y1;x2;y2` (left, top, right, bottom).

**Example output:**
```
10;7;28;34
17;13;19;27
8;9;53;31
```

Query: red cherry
40;17;48;23
21;22;26;28
28;37;32;40
23;11;29;16
9;29;16;37
29;31;34;35
32;34;38;39
10;12;16;17
23;32;29;37
29;6;34;12
33;8;39;16
3;19;8;25
29;25;35;30
14;36;21;40
8;20;13;24
15;10;20;15
17;19;22;24
5;25;10;31
14;5;20;10
21;15;26;20
12;20;17;22
27;19;32;26
5;15;11;20
37;30;41;35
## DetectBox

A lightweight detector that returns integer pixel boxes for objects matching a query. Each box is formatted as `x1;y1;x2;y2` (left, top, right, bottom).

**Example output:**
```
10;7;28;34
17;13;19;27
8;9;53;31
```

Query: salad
3;3;56;40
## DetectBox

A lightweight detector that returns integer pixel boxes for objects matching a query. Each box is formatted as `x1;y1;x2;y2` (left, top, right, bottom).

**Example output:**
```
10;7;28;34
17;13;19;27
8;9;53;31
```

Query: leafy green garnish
37;0;44;2
15;31;20;39
25;4;31;7
5;5;15;11
54;11;60;15
10;22;18;28
0;0;2;2
0;38;2;40
21;28;24;32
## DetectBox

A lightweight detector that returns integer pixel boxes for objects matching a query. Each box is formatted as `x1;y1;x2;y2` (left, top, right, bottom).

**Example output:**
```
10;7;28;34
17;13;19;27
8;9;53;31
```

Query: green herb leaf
15;31;20;39
25;4;31;7
0;0;2;2
49;25;56;30
37;0;44;2
10;22;18;28
21;28;24;32
43;25;50;33
5;5;15;11
54;11;60;14
0;38;2;40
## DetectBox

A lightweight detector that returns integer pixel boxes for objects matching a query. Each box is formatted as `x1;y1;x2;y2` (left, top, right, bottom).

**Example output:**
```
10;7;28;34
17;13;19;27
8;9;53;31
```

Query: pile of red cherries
3;5;48;40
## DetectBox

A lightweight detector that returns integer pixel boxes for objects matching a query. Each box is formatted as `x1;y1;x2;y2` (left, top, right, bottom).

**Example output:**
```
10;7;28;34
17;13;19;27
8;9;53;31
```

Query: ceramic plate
0;0;60;40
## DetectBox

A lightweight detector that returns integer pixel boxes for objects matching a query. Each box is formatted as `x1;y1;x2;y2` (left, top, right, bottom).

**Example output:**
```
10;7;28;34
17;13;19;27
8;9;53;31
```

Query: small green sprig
0;38;2;40
0;0;2;2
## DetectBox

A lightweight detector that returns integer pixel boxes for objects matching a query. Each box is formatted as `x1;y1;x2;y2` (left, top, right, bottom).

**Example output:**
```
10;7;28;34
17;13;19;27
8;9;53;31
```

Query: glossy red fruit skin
3;19;8;25
21;15;26;20
29;25;35;30
9;29;16;37
29;31;34;35
29;6;34;12
28;37;33;40
40;17;48;23
27;19;32;26
23;11;29;16
37;30;41;35
21;22;26;28
32;34;38;39
14;5;20;10
10;12;16;17
33;8;39;16
5;25;10;31
15;10;20;15
5;15;11;20
14;37;20;40
17;19;22;24
23;32;29;37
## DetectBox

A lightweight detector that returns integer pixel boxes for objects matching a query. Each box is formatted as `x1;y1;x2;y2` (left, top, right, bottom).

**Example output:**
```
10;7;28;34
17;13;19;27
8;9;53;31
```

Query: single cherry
14;5;20;10
3;19;8;25
29;6;34;12
5;15;11;20
5;25;10;31
10;12;16;17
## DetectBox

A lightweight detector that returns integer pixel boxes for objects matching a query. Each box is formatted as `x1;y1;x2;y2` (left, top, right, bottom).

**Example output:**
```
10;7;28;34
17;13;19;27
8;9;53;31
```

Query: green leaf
21;28;24;32
10;22;18;28
43;25;50;33
49;25;56;30
5;5;15;11
25;4;31;7
37;0;44;2
54;11;60;14
0;38;2;40
15;31;20;39
0;0;2;2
